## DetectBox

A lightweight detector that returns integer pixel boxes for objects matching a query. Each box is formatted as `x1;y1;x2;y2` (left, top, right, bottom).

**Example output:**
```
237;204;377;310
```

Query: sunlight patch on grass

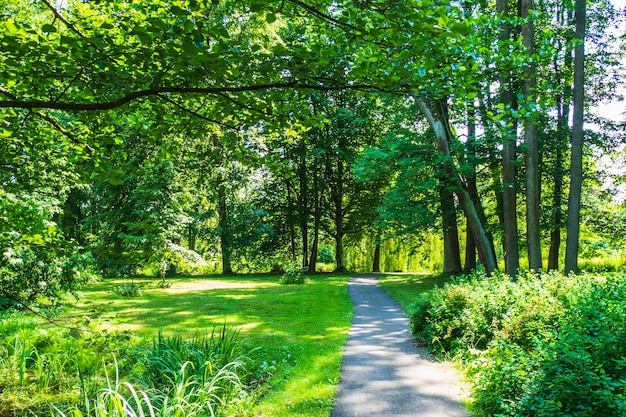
71;274;352;417
379;273;452;314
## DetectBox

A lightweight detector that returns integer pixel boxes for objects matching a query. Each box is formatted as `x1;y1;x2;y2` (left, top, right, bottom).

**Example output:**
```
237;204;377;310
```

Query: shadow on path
331;275;468;417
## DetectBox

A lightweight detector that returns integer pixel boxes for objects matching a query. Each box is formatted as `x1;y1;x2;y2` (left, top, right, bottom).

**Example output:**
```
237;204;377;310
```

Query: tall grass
0;312;257;417
58;359;252;417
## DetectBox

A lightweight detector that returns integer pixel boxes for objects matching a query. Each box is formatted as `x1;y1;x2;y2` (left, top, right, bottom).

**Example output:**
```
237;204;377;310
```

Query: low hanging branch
0;81;380;111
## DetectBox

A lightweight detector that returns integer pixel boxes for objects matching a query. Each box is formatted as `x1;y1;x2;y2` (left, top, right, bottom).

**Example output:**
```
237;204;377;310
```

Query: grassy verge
378;273;452;314
72;274;353;417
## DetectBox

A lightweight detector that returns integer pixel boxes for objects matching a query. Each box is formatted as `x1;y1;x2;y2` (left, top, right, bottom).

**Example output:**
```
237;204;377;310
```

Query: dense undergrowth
411;271;626;416
0;314;262;417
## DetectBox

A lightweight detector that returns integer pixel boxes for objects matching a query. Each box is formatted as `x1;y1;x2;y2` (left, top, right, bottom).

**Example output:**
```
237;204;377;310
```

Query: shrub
279;264;308;285
411;271;626;416
1;248;97;310
0;319;140;415
114;284;143;297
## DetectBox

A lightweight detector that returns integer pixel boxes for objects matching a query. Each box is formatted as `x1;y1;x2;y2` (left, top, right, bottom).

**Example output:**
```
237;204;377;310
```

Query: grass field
378;273;451;314
70;274;353;417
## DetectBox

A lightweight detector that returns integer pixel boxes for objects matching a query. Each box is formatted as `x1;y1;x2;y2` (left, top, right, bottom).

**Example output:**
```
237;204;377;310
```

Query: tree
565;0;587;275
520;0;542;271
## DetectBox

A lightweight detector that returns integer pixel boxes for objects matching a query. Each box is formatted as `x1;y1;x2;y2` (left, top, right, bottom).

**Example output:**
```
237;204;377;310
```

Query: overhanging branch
0;81;380;111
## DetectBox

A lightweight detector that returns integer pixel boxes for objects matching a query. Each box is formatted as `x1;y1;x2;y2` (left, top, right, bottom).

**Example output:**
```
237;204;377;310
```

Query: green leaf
182;39;197;54
170;5;191;16
450;22;469;35
266;12;277;24
41;24;57;33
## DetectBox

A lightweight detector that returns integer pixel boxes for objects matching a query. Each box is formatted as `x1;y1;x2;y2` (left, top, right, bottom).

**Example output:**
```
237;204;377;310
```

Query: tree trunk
464;219;477;273
565;0;586;274
498;0;521;277
439;178;462;275
308;166;321;271
334;158;348;273
286;179;297;263
188;226;197;252
520;0;542;271
548;8;573;271
415;97;497;275
463;109;478;273
217;177;233;275
372;239;381;273
299;145;309;269
548;89;568;271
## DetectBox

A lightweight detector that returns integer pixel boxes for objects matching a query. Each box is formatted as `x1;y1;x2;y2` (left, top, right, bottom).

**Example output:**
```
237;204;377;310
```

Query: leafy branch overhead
0;1;481;114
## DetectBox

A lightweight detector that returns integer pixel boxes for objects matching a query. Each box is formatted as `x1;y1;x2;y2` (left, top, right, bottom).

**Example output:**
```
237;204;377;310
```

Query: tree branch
157;94;241;131
40;0;88;38
285;0;356;30
0;81;380;111
0;86;94;152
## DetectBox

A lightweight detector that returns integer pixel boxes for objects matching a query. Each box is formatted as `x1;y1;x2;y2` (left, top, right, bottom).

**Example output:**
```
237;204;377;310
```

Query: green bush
114;283;143;297
0;319;139;416
279;264;308;285
1;248;97;310
411;271;626;416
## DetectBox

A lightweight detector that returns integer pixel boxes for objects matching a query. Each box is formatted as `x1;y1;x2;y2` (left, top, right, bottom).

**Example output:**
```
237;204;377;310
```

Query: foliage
137;326;245;389
114;284;144;297
0;318;140;416
163;242;210;276
58;360;251;417
0;311;259;417
0;248;97;310
279;264;308;285
410;271;626;416
88;158;188;278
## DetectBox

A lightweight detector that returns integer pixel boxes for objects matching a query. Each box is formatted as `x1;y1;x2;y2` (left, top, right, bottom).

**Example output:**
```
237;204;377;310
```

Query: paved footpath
331;275;468;417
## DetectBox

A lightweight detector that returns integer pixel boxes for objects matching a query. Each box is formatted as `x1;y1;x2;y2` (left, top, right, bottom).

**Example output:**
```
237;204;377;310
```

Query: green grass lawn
378;273;451;314
71;274;353;417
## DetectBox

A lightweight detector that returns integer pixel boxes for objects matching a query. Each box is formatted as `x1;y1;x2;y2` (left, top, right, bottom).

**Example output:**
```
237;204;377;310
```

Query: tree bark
464;219;477;273
188;226;197;252
333;157;348;273
464;106;478;274
439;178;463;275
565;0;586;274
415;96;497;275
286;179;297;263
308;166;321;272
372;239;381;273
520;0;542;271
298;143;309;269
217;176;233;275
498;0;521;277
548;8;573;271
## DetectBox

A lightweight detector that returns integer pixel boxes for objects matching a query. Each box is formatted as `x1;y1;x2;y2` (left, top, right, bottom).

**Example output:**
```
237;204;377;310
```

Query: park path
331;274;468;417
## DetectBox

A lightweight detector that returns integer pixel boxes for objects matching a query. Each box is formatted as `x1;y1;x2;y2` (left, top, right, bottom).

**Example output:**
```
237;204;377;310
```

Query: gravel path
331;275;468;417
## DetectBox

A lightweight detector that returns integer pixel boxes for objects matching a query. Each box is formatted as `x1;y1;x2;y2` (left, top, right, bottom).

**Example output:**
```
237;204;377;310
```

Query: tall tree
547;6;573;271
565;0;587;274
520;0;542;271
498;0;521;277
415;97;498;275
